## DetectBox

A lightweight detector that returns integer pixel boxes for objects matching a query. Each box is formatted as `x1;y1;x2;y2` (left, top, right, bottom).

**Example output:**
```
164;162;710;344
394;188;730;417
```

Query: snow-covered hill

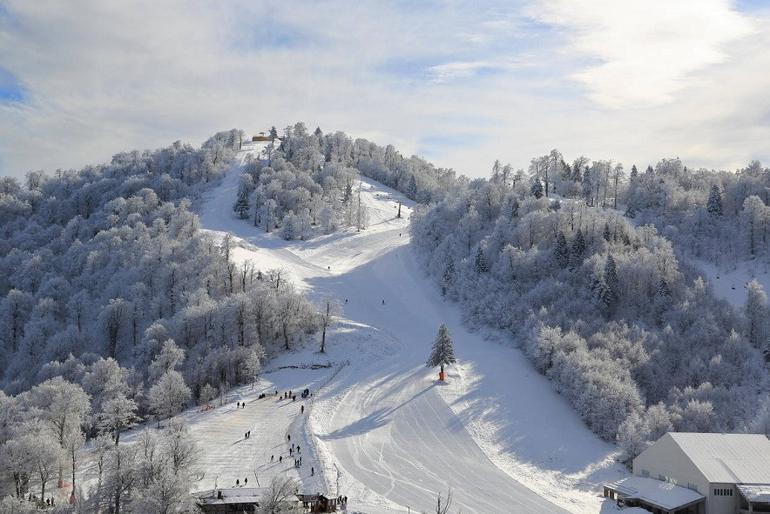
192;142;629;513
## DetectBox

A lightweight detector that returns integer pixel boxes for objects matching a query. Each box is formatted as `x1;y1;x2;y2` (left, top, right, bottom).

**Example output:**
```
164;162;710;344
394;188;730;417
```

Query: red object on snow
439;371;445;381
69;491;77;505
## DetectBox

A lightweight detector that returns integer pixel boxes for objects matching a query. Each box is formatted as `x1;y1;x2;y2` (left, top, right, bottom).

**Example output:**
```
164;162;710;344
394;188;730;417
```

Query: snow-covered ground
693;258;770;309
191;141;629;513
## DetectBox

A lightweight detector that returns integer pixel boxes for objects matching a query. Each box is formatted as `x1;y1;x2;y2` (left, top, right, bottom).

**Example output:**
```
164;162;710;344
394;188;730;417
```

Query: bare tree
318;297;341;353
435;488;454;514
258;476;301;514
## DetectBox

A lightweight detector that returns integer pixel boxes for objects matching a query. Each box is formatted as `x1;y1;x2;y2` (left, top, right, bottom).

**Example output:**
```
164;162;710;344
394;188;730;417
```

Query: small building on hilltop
604;432;770;514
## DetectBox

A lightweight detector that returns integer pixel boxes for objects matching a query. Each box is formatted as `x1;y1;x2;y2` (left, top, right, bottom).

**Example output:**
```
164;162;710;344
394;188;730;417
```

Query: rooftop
667;432;770;484
606;476;704;511
195;487;271;505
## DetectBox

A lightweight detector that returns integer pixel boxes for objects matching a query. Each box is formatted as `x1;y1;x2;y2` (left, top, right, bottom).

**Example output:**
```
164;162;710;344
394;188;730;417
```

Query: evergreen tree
629;164;638;181
530;178;543;199
442;257;455;296
653;277;672;325
603;222;612;242
407;175;418;199
269;126;278;140
233;187;250;219
745;280;769;352
474;245;489;273
426;324;456;374
707;184;723;217
554;231;570;269
571;229;586;268
604;254;619;309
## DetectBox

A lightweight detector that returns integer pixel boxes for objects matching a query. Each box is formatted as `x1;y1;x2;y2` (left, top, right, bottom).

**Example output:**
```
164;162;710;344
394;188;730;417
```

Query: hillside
193;141;627;513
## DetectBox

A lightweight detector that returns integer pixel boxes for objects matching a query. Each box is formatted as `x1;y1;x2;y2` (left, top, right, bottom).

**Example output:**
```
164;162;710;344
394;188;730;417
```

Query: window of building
713;488;733;496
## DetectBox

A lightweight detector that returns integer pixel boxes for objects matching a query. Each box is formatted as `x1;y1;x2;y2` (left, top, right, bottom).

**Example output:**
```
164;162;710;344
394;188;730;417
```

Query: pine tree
407;175;418;199
269;126;278;140
707;184;723;217
442;257;455;296
554;231;570;268
603;222;612;242
426;324;456;375
629;164;638;181
604;254;619;309
474;245;489;273
233;187;250;219
530;178;543;199
746;280;768;352
571;229;586;268
653;277;672;325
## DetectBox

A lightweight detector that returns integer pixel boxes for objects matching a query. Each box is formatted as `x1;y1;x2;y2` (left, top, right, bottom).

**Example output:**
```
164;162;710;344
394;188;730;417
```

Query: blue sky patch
0;67;24;103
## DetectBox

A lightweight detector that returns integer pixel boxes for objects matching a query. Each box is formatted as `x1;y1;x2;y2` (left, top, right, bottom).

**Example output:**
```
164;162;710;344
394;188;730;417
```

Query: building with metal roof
605;432;770;514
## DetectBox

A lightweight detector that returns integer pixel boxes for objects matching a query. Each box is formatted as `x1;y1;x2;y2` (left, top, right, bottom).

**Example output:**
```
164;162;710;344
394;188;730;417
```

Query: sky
1;0;769;179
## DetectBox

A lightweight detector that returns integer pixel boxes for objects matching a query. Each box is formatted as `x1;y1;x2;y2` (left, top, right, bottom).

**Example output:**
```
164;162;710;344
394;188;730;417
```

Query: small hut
296;493;346;513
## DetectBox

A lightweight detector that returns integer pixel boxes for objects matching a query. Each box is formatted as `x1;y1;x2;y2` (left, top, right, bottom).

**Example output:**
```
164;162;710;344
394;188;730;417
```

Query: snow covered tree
473;245;489;273
707;184;723;217
148;370;191;426
234;184;250;219
441;257;455;296
554;231;569;269
571;228;586;268
604;254;619;310
745;280;769;354
530;178;543;199
426;324;456;379
98;394;138;445
26;377;90;487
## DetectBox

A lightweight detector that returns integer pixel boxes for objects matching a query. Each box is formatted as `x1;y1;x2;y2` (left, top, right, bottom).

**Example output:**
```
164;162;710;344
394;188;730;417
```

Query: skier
287;434;291;442
236;479;240;486
290;448;293;456
382;299;385;305
311;467;314;476
297;445;300;453
345;298;348;304
244;477;248;485
279;456;283;463
270;455;274;462
301;405;304;414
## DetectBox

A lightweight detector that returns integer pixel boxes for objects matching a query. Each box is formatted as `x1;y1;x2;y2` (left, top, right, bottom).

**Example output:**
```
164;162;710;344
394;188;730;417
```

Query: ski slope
195;141;628;513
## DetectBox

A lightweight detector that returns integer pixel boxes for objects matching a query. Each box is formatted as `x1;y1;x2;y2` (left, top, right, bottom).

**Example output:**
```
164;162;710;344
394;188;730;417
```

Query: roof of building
195;487;270;505
667;432;770;484
737;484;770;503
606;476;704;510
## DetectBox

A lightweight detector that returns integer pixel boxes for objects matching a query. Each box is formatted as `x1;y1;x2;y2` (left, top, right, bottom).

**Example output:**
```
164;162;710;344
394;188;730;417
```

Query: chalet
604;432;770;514
195;487;300;513
296;493;347;512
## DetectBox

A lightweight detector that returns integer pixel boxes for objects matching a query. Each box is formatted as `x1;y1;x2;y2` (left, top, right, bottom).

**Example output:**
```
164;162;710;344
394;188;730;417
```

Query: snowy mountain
2;125;770;514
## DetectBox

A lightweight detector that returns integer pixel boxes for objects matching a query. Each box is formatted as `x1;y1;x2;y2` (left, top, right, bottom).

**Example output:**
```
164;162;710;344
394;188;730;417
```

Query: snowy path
195;143;625;513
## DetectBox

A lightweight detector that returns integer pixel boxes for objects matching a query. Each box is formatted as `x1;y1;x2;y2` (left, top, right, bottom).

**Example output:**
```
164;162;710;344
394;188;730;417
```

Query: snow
604;476;703;510
189;144;630;513
694;258;770;308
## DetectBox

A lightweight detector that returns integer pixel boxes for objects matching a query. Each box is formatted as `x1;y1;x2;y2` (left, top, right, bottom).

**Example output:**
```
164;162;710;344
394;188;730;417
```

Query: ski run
181;141;629;513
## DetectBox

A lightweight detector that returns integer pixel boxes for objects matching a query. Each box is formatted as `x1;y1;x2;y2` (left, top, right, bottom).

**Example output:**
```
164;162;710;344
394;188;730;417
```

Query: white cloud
0;0;769;181
531;0;754;108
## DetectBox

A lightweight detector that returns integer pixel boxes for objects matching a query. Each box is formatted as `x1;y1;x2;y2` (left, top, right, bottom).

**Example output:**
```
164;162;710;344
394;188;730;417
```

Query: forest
0;130;321;508
410;150;770;460
232;122;458;239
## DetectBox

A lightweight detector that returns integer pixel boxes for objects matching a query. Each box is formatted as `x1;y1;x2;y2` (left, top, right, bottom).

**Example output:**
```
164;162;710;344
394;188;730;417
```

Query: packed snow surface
191;141;629;513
